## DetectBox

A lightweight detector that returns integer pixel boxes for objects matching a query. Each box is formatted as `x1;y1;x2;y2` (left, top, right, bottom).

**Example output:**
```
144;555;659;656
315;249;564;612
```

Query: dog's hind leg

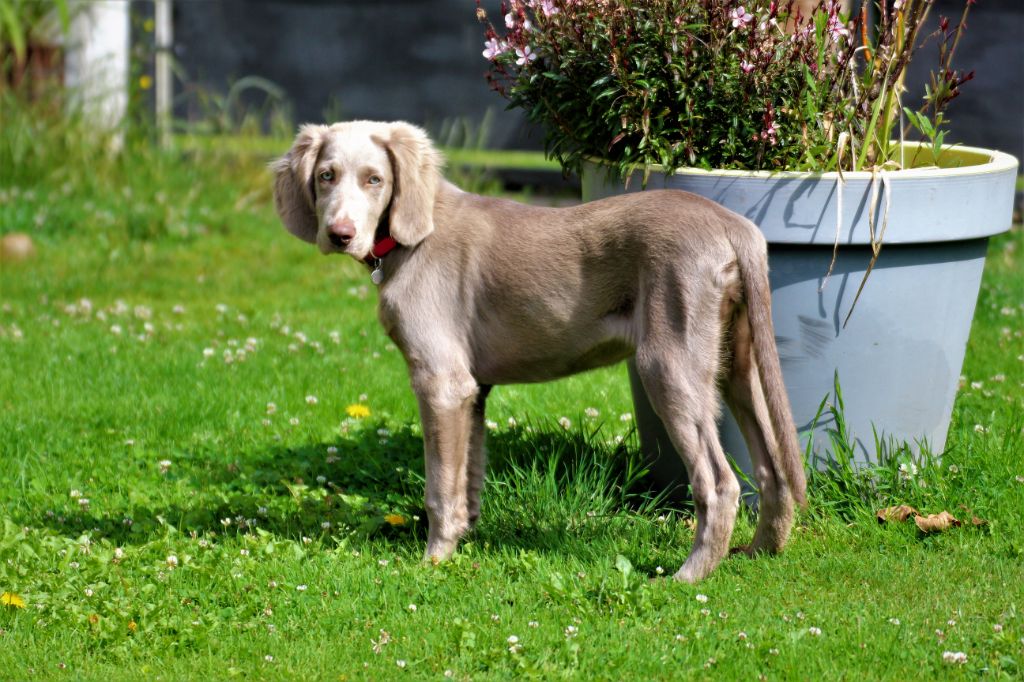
633;275;740;583
723;308;794;555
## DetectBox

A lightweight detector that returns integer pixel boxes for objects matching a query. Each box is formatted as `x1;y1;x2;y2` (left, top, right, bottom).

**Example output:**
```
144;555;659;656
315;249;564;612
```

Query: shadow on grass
30;421;683;555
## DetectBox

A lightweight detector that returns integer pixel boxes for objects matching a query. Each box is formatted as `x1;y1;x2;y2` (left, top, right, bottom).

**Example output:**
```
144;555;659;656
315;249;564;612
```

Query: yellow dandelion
345;404;370;419
139;75;153;90
143;18;155;32
383;513;405;526
128;620;138;632
1;592;26;609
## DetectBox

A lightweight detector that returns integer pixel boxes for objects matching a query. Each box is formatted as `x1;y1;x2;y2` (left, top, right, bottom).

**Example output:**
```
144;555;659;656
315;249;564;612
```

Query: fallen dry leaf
958;505;988;527
914;511;961;533
877;505;920;523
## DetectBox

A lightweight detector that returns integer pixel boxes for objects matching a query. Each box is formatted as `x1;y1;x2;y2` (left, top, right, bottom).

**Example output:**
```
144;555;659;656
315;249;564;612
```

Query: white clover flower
166;555;179;568
808;626;822;636
203;347;215;358
619;412;632;422
558;416;571;430
695;593;708;603
296;584;308;592
942;651;967;665
584;407;599;418
305;395;318;405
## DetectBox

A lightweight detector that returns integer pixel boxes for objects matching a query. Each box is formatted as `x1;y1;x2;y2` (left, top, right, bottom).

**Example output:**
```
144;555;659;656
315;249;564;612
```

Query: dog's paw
423;538;459;563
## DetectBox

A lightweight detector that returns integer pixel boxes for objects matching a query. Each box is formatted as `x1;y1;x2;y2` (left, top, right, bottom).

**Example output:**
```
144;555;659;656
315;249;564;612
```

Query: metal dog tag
370;261;384;285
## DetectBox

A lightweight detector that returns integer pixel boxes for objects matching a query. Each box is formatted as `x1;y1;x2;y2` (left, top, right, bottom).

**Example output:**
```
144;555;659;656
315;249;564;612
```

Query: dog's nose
327;219;356;248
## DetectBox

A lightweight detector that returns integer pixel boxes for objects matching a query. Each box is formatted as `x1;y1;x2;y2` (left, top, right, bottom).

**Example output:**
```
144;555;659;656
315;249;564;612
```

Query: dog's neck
363;199;399;266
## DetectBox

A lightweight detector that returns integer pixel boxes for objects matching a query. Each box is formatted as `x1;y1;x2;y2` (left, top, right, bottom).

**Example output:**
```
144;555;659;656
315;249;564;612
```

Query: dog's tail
732;220;808;508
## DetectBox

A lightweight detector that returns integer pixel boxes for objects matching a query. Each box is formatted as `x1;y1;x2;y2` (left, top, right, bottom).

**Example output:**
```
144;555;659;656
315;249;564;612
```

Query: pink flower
827;15;850;42
759;121;781;145
536;0;560;17
505;11;516;29
730;6;754;28
483;38;505;60
515;46;538;66
740;60;755;74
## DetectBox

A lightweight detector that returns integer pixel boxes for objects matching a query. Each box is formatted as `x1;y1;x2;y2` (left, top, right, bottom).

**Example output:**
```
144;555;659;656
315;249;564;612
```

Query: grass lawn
1;133;1022;679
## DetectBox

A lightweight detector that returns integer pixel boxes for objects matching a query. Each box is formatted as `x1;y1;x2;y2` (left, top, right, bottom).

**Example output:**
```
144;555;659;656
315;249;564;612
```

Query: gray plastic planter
582;144;1019;495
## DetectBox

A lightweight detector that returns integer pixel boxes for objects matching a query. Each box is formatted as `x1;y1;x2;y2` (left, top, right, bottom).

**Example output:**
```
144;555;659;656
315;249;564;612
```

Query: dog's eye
368;175;382;186
318;170;334;182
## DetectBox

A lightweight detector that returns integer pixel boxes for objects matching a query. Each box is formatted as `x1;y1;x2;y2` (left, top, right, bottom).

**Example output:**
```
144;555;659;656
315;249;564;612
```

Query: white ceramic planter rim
598;142;1018;181
582;142;1019;245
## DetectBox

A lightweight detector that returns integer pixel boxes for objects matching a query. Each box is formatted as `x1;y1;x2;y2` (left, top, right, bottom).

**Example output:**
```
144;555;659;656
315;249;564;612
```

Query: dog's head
271;120;442;259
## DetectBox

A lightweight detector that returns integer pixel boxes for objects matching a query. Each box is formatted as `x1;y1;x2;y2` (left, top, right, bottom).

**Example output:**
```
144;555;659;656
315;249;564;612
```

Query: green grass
1;126;1023;679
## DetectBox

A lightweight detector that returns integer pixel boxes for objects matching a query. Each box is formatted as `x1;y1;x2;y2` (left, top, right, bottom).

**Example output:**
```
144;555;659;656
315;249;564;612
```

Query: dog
271;120;807;582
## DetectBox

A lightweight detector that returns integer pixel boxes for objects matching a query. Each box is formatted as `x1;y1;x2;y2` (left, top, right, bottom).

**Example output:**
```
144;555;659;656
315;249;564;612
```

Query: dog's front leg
413;368;480;561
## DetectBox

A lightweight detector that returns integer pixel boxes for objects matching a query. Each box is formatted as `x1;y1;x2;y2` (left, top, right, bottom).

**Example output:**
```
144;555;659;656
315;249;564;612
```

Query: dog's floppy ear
271;124;328;243
377;122;443;247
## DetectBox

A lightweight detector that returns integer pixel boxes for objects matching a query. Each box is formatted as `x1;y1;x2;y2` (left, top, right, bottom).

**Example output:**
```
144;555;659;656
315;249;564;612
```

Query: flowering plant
478;0;975;177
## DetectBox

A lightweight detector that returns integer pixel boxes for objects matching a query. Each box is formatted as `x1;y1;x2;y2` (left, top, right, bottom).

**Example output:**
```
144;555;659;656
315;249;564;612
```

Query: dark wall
173;0;532;147
903;0;1023;161
172;0;1023;160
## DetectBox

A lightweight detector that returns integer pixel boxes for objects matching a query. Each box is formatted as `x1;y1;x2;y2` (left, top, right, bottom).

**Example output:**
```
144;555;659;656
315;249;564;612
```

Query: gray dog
272;120;806;582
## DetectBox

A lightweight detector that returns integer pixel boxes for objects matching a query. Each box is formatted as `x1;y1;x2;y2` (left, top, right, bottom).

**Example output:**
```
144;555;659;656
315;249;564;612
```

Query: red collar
363;236;398;265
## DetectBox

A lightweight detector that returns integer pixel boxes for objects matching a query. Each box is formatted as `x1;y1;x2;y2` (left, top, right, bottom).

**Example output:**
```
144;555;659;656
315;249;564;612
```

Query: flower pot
582;144;1019;497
